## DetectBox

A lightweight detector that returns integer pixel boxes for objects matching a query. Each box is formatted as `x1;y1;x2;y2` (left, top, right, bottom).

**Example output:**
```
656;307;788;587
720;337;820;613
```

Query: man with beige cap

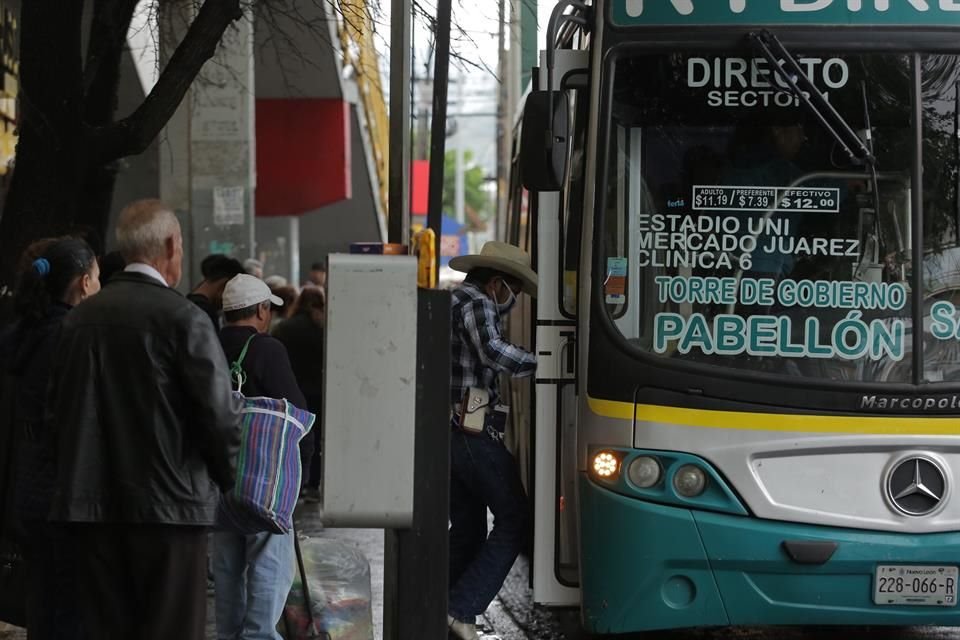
446;241;538;640
214;274;306;640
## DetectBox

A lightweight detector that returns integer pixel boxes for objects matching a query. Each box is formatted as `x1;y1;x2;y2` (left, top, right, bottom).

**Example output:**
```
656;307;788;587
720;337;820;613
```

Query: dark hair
15;237;97;321
223;303;263;324
206;256;245;282
17;237;58;275
271;285;297;313
200;254;226;279
465;267;519;290
200;254;244;282
293;287;325;315
310;262;325;272
99;251;126;285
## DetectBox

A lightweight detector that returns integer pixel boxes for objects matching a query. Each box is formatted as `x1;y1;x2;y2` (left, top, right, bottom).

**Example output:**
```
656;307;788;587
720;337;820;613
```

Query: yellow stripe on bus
587;397;960;435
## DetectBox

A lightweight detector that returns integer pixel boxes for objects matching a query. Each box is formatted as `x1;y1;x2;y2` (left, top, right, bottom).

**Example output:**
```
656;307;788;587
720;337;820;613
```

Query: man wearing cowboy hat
445;241;538;640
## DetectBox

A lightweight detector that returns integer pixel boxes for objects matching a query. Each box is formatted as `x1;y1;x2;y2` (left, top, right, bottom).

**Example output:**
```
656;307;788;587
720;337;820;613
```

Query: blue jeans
448;429;528;622
213;530;295;640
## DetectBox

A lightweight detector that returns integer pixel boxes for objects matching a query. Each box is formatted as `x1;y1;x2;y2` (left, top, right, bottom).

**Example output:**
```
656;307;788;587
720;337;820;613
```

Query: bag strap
229;334;256;394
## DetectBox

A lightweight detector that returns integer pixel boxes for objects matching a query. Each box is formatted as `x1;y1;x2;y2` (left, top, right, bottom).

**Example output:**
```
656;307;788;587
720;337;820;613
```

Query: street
493;556;960;640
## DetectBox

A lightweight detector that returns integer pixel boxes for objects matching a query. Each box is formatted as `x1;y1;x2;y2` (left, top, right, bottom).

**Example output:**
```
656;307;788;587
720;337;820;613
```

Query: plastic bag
219;395;315;534
280;536;374;640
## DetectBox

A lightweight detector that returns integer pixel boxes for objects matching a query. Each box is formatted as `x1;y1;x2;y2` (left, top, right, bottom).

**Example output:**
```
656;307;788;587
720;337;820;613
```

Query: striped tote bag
218;394;315;534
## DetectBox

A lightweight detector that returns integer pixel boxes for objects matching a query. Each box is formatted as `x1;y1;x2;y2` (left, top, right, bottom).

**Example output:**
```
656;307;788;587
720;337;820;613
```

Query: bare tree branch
254;0;338;97
92;0;243;163
83;0;141;124
83;0;140;96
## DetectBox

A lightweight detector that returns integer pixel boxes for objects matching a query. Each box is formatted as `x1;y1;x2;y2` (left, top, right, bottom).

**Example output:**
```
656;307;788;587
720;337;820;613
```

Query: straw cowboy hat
449;241;538;297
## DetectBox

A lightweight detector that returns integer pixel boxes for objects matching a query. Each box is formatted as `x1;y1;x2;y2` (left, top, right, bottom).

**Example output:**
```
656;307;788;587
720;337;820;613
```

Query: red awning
255;98;352;217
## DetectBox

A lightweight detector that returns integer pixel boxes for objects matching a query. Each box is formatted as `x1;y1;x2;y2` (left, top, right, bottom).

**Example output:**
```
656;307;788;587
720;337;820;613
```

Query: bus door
532;49;589;606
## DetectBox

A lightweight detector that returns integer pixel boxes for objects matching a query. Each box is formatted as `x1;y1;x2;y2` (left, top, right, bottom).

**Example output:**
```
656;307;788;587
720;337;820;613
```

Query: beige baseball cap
222;274;284;311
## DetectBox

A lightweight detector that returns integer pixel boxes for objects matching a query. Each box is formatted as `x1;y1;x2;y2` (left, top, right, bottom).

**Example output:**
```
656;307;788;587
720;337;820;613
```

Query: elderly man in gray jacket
48;198;242;640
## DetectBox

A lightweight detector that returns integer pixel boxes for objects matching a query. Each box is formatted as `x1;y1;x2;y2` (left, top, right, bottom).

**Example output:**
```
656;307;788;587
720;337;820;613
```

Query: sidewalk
0;503;377;640
0;502;542;640
294;502;533;640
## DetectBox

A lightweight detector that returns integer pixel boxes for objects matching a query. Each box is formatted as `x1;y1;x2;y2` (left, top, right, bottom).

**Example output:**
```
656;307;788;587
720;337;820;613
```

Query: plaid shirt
450;281;536;410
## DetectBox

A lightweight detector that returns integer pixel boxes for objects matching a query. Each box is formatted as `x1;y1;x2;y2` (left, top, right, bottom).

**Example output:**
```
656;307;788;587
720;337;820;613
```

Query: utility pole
496;0;507;242
415;43;433;161
505;0;521;216
388;0;412;245
495;0;520;243
454;78;465;226
521;0;538;90
426;0;453;279
384;5;449;639
511;0;522;100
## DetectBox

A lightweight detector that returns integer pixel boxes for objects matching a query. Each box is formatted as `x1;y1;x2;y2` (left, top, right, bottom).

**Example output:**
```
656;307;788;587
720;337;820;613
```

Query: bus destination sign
613;0;960;27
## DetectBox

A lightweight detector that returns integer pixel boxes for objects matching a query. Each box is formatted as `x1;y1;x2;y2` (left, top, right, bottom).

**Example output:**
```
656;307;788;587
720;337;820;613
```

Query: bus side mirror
520;91;569;192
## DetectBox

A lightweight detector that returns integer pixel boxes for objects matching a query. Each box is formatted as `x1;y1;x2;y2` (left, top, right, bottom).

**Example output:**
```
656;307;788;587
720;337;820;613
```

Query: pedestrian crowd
0;199;326;640
0;196;538;640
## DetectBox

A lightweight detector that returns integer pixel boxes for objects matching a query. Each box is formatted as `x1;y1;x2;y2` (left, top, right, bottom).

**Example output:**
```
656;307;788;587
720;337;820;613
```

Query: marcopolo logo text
861;394;960;412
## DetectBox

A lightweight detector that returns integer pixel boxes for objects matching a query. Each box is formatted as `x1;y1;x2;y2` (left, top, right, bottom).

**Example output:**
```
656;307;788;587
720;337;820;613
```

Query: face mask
494;279;517;315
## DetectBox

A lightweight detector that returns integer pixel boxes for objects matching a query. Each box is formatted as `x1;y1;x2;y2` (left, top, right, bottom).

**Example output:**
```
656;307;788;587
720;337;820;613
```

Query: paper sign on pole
213;186;246;226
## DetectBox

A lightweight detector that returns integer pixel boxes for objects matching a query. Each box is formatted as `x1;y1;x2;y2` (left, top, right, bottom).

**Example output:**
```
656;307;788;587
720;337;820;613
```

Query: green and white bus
505;0;960;633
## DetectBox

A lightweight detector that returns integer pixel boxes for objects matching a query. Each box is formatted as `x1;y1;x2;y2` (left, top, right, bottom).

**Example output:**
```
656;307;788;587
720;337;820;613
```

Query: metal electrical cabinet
322;254;418;528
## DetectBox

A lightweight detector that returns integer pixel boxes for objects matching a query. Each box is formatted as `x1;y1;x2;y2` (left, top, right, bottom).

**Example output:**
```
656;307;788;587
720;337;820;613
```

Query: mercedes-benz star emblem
886;457;947;517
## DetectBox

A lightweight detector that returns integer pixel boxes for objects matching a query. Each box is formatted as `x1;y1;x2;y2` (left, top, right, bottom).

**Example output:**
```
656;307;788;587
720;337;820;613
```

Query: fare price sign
693;185;840;213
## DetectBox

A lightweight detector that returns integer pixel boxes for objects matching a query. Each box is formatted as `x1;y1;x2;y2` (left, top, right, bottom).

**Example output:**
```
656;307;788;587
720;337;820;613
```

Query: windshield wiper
749;31;899;280
748;30;876;167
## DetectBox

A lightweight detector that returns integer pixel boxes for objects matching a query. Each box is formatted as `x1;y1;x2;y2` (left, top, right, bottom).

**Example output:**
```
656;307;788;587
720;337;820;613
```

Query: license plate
874;565;959;606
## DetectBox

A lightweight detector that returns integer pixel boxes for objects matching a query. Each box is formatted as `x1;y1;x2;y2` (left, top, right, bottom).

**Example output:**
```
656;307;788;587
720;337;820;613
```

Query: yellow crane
336;0;390;219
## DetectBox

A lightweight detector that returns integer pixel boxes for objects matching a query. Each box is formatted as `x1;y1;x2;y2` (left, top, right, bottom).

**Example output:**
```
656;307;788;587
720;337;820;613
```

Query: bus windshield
601;51;960;383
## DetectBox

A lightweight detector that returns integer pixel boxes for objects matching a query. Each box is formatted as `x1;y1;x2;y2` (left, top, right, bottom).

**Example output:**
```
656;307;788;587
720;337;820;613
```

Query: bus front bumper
580;475;960;633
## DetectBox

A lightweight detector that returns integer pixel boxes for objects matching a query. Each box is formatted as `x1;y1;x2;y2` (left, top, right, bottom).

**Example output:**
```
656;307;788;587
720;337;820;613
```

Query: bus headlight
592;451;620;480
673;464;707;497
627;456;661;488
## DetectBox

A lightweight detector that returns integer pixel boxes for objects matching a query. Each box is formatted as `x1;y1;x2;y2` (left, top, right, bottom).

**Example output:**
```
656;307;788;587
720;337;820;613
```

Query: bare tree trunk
0;0;241;296
77;161;120;254
0;0;85;291
75;0;141;250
